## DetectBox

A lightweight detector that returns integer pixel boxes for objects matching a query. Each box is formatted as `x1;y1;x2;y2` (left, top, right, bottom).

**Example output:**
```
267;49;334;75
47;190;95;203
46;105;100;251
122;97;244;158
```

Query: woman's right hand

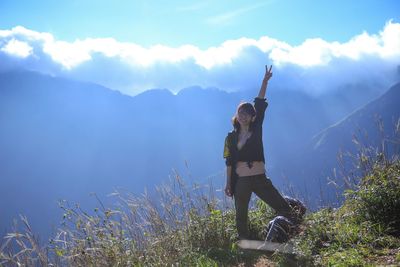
225;184;233;197
263;65;273;83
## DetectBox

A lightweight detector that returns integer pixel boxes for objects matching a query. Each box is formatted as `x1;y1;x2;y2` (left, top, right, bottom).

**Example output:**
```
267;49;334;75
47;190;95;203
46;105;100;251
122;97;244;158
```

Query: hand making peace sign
258;64;272;99
263;65;273;83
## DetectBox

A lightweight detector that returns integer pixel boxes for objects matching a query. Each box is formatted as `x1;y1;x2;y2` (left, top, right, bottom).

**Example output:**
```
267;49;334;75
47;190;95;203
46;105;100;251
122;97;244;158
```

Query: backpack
265;197;306;243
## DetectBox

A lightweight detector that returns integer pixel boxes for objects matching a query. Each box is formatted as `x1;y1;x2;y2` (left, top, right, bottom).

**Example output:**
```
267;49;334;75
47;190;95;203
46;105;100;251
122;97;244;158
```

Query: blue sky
0;0;399;95
1;0;399;47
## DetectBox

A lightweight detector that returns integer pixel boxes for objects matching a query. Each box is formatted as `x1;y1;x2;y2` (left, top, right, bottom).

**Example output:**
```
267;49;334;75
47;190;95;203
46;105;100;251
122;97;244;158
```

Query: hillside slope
1;157;399;266
276;82;400;206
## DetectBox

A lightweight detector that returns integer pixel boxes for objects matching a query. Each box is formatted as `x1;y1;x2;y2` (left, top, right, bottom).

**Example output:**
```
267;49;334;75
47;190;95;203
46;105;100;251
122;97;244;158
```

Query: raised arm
257;65;273;99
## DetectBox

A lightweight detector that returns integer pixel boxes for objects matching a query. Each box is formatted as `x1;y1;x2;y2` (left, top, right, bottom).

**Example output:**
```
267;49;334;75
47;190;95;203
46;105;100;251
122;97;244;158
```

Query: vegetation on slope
1;150;400;266
292;158;400;266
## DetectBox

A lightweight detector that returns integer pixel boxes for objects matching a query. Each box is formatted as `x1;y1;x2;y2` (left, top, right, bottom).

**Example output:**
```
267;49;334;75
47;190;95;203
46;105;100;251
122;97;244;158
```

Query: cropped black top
223;97;268;167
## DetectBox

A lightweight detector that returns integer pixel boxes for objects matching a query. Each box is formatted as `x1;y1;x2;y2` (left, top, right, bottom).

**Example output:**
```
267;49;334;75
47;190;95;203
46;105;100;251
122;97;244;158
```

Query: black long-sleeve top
223;97;268;167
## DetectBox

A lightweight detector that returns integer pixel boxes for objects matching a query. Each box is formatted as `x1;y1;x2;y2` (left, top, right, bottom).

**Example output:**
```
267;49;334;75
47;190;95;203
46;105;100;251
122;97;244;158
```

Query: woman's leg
252;174;293;218
234;178;253;239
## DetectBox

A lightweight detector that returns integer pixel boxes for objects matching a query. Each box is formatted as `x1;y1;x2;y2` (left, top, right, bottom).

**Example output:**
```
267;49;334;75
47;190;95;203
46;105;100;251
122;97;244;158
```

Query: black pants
234;174;292;239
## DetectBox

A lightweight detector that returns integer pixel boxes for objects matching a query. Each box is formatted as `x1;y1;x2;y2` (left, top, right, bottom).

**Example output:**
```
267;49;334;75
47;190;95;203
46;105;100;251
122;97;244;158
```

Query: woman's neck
239;125;250;133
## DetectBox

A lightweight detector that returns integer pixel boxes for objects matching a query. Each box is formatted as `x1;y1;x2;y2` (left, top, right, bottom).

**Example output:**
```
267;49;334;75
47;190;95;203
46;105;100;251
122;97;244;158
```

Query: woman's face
237;109;255;126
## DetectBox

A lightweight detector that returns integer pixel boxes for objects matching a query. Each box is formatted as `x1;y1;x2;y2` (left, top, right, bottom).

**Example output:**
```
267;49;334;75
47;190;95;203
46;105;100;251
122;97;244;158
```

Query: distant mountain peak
135;88;174;98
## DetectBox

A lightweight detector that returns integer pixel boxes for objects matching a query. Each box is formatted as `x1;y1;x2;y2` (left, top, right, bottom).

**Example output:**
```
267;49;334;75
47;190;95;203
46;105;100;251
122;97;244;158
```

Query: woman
223;65;293;240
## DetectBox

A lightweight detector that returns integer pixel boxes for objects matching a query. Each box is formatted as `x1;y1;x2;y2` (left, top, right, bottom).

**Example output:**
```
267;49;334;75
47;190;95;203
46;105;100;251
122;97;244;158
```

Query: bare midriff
235;161;266;177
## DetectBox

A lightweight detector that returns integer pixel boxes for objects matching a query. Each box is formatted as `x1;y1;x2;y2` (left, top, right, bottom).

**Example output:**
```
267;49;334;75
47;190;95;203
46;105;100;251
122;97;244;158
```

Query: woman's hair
232;102;256;131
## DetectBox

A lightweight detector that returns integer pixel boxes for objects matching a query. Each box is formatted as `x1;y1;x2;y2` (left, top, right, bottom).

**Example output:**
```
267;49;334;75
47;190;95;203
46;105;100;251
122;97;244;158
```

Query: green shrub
294;159;400;266
346;160;400;236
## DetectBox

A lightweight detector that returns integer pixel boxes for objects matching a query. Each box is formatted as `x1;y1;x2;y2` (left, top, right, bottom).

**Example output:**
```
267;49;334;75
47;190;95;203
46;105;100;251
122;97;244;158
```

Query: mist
1;21;399;96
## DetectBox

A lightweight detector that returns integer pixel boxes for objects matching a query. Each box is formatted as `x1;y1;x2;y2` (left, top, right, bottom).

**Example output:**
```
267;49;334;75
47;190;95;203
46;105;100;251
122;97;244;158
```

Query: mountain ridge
0;69;397;237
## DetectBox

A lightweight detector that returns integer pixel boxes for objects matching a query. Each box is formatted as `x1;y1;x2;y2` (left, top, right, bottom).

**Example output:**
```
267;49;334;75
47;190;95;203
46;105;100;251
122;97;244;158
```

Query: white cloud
380;20;400;58
270;20;400;66
0;21;399;95
1;39;33;58
43;40;92;68
270;38;333;66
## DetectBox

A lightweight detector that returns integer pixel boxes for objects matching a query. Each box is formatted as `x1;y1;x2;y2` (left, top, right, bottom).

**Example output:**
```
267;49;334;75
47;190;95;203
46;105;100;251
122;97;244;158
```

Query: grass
1;125;400;266
0;174;277;266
